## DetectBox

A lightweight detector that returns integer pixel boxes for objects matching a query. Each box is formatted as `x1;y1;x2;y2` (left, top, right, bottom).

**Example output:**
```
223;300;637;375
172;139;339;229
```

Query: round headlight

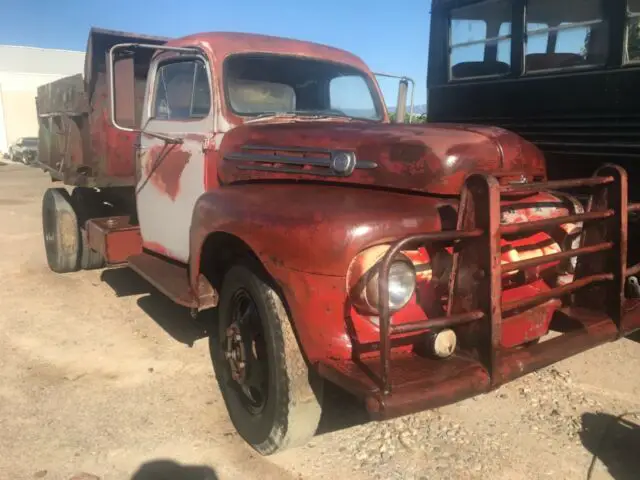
387;261;417;310
363;259;416;313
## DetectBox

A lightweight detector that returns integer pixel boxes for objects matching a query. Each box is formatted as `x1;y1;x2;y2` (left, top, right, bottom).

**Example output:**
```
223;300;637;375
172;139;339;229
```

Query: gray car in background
8;137;39;164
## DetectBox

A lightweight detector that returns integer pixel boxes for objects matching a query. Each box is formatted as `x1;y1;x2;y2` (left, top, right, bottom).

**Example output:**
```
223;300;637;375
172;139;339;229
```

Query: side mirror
373;73;415;124
395;78;409;124
111;54;136;130
107;42;200;145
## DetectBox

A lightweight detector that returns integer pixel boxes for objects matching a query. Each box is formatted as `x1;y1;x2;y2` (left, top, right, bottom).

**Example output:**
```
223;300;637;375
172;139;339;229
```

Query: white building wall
0;45;85;154
0;84;6;155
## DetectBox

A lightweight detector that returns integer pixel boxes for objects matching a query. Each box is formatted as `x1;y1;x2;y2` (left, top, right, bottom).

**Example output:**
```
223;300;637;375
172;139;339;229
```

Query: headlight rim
361;253;417;315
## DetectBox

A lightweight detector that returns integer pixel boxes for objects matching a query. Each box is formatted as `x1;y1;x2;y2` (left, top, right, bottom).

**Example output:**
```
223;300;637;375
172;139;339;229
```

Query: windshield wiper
243;112;298;123
243;110;377;123
293;110;381;123
291;110;356;120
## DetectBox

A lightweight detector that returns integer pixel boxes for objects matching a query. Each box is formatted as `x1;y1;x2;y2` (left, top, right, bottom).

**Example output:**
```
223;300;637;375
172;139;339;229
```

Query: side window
525;22;549;55
154;59;211;120
329;75;377;119
626;0;640;62
449;0;512;80
525;0;607;72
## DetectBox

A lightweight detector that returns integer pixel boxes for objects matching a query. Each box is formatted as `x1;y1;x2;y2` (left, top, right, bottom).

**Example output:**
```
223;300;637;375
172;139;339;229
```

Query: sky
0;0;433;106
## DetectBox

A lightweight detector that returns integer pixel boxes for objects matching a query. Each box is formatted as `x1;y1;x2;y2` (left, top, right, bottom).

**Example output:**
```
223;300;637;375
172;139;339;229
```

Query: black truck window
449;0;512;80
626;0;640;62
525;0;607;72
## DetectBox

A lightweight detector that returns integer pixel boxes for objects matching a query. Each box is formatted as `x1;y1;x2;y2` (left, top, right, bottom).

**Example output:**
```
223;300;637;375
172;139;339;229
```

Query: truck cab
36;27;640;455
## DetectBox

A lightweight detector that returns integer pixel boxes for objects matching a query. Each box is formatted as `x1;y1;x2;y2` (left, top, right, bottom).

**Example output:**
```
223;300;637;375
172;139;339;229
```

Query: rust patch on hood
217;122;546;195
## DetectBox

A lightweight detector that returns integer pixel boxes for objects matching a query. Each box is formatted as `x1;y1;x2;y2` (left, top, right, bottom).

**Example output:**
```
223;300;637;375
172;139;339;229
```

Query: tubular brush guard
319;164;640;420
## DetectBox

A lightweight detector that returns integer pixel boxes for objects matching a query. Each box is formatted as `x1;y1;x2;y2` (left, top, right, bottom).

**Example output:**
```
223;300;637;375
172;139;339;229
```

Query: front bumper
317;164;640;419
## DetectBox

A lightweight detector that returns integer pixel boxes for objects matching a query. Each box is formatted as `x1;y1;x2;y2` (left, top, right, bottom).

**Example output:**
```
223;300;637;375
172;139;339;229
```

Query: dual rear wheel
42;187;104;273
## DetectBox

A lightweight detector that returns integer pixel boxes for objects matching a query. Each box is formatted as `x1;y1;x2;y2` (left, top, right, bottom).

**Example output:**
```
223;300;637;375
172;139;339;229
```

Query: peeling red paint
89;77;138;181
188;183;447;362
165;32;387;126
501;283;560;348
143;145;191;201
38;27;640;425
187;180;581;363
217;122;546;195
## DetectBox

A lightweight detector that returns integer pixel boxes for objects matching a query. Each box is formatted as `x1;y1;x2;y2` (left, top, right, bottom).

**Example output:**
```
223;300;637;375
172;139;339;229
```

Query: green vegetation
628;20;640;61
388;111;428;123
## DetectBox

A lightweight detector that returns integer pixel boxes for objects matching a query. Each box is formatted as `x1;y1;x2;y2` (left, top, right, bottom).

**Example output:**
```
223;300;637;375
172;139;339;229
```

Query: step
128;252;197;308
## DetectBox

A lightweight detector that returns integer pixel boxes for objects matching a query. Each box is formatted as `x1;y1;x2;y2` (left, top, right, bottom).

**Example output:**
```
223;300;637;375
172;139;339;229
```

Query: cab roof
167;31;371;72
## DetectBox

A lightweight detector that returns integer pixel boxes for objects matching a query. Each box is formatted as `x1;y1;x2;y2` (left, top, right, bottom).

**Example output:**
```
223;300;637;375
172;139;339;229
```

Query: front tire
210;263;323;455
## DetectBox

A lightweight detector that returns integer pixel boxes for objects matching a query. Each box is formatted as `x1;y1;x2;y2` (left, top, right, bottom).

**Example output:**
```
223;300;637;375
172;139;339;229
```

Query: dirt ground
2;161;640;480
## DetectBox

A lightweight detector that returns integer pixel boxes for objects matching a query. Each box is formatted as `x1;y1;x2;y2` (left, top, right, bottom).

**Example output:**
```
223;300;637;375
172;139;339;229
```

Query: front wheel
210;263;323;455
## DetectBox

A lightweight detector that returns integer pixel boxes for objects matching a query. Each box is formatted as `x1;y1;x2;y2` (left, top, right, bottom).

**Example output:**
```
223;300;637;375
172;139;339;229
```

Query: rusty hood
217;121;547;195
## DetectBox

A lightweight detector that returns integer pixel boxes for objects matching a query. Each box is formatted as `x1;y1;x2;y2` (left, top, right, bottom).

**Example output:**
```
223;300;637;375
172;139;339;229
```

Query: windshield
224;54;383;121
22;138;38;147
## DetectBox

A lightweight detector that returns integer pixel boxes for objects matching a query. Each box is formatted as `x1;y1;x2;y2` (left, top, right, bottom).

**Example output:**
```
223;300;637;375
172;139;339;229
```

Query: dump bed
35;28;168;187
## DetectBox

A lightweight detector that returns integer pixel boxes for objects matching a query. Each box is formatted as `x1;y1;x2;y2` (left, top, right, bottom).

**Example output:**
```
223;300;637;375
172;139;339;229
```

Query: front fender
189;183;446;361
190;183;445;280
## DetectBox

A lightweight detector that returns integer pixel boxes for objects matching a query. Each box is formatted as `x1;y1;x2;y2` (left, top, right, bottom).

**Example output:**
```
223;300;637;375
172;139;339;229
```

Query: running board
127;253;198;308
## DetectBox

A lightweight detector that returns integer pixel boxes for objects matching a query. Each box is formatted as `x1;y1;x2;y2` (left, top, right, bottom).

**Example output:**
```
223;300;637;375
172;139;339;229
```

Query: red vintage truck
36;27;640;454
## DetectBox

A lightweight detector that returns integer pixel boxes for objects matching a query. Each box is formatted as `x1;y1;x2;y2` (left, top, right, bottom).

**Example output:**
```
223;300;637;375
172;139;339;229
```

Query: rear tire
42;188;80;273
79;228;104;270
72;188;105;270
210;263;323;455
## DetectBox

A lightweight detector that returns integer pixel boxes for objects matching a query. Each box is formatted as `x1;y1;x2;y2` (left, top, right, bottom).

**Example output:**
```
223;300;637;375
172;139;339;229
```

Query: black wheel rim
224;288;268;415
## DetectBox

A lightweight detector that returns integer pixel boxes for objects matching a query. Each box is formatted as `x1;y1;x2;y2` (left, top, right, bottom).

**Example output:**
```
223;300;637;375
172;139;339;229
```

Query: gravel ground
1;162;640;480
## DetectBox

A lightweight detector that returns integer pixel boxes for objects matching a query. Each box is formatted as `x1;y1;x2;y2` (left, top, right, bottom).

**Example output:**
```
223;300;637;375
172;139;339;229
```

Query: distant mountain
337;104;427;118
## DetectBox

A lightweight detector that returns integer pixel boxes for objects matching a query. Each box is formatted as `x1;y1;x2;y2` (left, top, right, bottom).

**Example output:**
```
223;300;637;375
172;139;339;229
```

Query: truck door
136;55;213;263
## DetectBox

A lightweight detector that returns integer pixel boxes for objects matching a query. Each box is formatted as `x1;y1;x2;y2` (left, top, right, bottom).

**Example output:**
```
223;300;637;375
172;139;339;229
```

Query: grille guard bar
375;164;640;395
